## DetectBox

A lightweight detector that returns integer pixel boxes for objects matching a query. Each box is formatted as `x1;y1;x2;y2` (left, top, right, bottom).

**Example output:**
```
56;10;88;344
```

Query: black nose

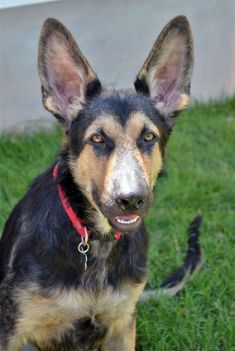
116;194;145;211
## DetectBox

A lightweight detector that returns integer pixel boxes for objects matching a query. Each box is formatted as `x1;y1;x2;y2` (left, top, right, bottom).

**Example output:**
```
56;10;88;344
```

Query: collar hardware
53;163;122;269
78;226;89;270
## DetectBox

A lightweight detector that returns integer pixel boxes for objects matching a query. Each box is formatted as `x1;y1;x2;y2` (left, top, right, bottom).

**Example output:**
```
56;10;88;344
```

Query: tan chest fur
13;281;145;347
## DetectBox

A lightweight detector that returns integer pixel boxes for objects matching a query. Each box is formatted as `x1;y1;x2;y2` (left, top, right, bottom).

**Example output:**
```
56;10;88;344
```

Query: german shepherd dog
0;16;202;351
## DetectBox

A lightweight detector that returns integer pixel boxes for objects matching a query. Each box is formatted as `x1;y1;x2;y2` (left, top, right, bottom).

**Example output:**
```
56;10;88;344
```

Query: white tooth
116;217;139;225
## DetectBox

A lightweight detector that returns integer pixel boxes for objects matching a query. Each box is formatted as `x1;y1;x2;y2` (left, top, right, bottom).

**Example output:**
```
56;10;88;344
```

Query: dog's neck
54;156;115;241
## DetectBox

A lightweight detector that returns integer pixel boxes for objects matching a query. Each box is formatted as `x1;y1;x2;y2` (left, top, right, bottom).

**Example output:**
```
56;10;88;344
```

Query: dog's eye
91;134;104;143
144;132;156;142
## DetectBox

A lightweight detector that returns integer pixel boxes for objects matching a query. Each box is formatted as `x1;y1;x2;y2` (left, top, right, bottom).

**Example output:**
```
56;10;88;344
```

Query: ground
0;98;235;351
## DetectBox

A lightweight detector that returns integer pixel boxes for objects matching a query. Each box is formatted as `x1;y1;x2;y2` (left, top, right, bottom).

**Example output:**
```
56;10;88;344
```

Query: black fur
0;147;149;349
42;318;108;351
160;215;202;289
0;158;148;290
85;79;102;99
0;15;200;350
134;77;150;96
70;92;170;158
0;91;199;351
137;126;160;154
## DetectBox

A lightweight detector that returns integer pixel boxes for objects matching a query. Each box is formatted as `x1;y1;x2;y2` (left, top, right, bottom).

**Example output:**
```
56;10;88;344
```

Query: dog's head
38;16;194;233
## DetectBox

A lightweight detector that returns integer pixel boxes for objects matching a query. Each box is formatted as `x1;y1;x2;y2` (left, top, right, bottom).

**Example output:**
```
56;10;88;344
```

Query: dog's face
68;92;167;233
38;16;194;233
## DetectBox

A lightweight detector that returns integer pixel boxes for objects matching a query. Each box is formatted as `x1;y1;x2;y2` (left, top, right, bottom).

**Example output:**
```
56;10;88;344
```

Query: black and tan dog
0;16;202;351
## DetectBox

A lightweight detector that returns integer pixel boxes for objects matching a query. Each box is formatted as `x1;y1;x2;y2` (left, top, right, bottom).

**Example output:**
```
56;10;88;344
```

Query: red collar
53;163;122;241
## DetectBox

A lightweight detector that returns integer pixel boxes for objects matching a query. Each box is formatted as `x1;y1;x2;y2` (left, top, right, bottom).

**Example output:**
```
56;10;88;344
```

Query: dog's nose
116;194;145;211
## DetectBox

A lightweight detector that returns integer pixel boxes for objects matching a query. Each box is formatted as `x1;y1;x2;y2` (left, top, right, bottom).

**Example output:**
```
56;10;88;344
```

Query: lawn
0;97;235;350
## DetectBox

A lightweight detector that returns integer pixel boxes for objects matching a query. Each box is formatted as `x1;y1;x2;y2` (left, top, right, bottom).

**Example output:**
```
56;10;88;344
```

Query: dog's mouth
108;214;141;232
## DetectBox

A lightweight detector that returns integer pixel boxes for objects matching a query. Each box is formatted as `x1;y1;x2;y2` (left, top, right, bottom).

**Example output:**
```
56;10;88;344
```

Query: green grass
0;98;235;350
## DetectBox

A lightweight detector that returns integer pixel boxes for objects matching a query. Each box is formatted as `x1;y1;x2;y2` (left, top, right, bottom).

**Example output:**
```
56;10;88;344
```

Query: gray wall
0;0;235;132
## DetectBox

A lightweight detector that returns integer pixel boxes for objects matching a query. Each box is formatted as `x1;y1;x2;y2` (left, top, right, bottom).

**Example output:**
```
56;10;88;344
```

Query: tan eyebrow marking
84;115;124;142
125;112;161;140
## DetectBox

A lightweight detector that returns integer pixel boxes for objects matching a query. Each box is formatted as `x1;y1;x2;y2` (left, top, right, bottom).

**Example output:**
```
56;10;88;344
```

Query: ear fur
135;16;194;126
38;18;101;123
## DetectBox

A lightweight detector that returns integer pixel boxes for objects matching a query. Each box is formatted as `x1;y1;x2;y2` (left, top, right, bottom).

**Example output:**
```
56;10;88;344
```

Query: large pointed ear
134;16;194;126
38;18;101;124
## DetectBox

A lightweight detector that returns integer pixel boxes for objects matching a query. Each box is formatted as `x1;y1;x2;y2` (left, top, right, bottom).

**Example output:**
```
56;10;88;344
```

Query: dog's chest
16;281;145;347
16;240;146;345
56;285;135;322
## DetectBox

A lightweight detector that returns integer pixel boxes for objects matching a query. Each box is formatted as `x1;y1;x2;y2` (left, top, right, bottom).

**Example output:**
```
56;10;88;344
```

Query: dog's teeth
116;217;139;225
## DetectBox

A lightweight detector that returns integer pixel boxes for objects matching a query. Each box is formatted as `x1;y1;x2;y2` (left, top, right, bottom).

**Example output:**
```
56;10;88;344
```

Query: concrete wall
0;0;59;10
0;0;235;132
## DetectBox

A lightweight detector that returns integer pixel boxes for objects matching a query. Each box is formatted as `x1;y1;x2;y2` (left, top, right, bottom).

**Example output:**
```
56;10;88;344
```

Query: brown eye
91;134;104;143
144;132;155;142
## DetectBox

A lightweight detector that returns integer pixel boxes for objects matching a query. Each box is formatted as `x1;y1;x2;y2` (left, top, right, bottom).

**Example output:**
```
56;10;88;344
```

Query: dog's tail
141;215;202;301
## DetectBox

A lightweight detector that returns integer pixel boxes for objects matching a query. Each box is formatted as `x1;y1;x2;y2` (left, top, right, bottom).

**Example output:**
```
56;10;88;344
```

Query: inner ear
135;16;194;125
38;18;101;123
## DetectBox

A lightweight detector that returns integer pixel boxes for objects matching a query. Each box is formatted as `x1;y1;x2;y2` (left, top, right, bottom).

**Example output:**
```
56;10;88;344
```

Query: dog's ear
38;18;101;124
134;16;194;126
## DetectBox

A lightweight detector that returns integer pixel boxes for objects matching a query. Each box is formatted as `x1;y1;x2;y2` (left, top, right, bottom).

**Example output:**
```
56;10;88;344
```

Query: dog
0;16;202;351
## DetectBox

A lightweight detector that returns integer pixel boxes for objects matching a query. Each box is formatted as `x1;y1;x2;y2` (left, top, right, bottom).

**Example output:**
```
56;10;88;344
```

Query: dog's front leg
0;277;24;351
101;316;136;351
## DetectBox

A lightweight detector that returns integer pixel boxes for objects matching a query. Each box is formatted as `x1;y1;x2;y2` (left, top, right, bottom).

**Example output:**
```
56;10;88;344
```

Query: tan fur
125;112;160;140
70;113;163;234
149;145;163;188
103;151;119;202
101;283;144;351
91;209;112;234
8;285;74;350
126;112;163;189
1;16;196;351
9;279;145;350
177;93;190;111
84;115;124;142
102;315;136;351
